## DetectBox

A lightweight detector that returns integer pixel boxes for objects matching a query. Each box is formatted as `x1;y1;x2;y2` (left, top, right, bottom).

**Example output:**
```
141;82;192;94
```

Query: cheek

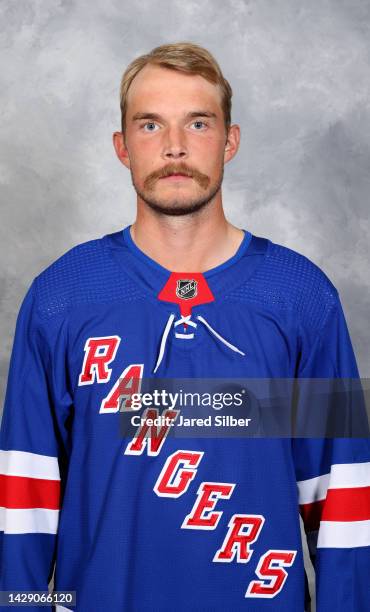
131;138;157;159
192;134;225;160
129;142;159;175
197;139;225;170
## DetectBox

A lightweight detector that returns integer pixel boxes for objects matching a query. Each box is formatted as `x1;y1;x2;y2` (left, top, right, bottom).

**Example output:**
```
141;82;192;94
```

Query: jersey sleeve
292;291;370;611
0;280;72;610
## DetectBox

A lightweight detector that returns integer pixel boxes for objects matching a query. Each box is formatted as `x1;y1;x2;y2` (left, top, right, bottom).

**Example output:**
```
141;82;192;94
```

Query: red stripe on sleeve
300;499;325;532
322;486;370;522
300;486;370;530
0;474;60;509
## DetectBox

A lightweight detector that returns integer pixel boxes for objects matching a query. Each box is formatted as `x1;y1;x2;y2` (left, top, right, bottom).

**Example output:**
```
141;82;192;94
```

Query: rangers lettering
181;482;235;530
78;336;121;385
100;363;143;413
124;408;179;456
154;450;204;498
245;549;297;598
122;430;298;600
213;514;265;563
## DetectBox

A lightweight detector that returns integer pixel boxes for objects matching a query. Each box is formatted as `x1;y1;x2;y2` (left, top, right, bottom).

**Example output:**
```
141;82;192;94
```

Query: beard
130;162;224;217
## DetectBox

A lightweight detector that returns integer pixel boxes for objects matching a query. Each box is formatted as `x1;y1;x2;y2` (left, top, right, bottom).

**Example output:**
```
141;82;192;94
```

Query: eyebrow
131;111;218;122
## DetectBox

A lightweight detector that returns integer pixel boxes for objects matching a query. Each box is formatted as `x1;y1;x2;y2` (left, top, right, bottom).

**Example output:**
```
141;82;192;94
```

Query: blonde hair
119;42;232;132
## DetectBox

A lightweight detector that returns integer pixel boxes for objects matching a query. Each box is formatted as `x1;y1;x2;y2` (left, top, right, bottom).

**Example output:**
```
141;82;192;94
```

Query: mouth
160;174;192;181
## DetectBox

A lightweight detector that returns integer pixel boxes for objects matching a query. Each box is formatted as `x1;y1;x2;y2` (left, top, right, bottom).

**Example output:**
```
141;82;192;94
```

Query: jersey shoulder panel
33;235;144;319
227;239;339;334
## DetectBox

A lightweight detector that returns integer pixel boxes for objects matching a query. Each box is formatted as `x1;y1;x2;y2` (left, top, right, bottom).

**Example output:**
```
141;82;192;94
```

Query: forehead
126;64;223;116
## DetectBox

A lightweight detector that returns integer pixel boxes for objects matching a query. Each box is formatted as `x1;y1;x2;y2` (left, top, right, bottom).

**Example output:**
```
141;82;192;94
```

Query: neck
131;197;244;273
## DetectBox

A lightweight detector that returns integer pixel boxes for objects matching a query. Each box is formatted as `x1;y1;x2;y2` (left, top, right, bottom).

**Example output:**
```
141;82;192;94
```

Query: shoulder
232;236;340;332
32;233;141;318
265;239;337;294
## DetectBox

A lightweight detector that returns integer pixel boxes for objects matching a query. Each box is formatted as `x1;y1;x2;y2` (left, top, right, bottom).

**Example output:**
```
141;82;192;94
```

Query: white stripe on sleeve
0;450;60;480
297;462;370;505
317;520;370;549
0;507;59;534
329;462;370;489
297;473;330;505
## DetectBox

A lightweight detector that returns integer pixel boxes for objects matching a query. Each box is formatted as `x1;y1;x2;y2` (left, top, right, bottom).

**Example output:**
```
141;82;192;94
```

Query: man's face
114;64;239;216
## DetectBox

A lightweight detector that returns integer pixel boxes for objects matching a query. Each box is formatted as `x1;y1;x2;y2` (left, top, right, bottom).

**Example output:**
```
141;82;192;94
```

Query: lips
160;174;192;180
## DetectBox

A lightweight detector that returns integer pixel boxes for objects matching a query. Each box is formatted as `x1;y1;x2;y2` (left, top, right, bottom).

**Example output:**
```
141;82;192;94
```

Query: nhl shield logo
176;279;198;300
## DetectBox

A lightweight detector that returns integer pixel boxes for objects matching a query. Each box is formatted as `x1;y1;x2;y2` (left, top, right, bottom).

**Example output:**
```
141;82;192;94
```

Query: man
0;42;369;611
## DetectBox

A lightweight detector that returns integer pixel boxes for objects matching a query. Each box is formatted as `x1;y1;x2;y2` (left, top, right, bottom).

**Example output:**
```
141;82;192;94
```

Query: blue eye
192;121;206;129
143;122;158;132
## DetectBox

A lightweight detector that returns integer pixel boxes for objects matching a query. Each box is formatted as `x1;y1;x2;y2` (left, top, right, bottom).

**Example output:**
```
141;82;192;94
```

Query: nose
161;125;188;160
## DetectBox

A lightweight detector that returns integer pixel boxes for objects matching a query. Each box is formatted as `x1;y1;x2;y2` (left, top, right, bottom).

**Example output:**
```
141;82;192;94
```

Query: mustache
143;162;210;190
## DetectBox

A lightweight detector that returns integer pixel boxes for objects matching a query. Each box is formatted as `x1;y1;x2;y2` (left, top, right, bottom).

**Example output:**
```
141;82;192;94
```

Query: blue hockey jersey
0;225;369;611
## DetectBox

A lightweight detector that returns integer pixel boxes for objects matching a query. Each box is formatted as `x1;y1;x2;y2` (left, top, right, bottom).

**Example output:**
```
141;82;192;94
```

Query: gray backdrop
1;1;370;605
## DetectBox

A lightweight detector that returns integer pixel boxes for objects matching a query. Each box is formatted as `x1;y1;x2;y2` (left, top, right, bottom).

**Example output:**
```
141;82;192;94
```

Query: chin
145;199;212;217
138;191;217;216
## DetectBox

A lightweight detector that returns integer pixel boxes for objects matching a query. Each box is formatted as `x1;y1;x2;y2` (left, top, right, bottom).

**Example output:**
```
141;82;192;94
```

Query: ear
112;131;131;169
224;124;240;164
